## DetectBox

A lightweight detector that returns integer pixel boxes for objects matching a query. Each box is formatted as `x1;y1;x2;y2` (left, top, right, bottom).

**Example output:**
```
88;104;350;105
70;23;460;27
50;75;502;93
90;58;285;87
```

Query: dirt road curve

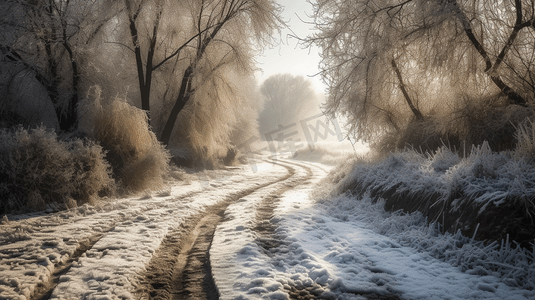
135;160;304;299
0;158;405;300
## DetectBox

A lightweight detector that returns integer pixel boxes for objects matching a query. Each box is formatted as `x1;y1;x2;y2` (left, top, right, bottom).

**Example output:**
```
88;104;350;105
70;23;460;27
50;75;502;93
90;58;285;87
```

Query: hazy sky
255;0;326;95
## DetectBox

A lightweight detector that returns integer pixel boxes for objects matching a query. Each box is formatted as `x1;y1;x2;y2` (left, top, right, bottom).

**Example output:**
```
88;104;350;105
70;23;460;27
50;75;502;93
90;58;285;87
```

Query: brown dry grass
79;86;170;193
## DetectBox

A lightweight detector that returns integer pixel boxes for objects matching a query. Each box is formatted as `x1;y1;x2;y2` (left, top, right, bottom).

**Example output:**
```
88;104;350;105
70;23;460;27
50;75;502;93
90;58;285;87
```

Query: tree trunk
61;31;79;131
128;6;162;123
450;0;527;106
391;59;424;120
128;15;150;112
160;66;194;145
44;39;64;128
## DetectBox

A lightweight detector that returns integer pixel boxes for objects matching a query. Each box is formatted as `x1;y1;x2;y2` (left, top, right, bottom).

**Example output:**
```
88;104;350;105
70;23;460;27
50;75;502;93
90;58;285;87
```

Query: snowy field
1;151;534;299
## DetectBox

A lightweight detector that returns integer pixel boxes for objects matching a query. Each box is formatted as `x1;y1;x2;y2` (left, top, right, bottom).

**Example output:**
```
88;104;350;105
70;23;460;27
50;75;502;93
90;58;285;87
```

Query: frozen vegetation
334;142;535;248
0;91;171;214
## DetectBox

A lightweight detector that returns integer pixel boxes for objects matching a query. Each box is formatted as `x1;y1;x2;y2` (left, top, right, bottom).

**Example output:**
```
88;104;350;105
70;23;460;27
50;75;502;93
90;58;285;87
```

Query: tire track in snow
267;160;403;300
31;233;106;300
253;159;314;254
23;192;202;300
210;158;332;299
43;164;290;299
136;160;295;300
253;159;336;299
1;170;259;300
1;209;129;300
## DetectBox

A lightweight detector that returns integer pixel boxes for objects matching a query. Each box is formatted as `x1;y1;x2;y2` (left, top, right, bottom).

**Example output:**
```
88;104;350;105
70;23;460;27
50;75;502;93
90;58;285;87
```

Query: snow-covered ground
1;152;534;299
211;157;535;300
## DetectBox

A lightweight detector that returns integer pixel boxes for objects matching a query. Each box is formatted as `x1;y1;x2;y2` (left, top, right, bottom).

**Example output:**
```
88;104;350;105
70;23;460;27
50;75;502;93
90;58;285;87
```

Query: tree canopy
308;0;535;148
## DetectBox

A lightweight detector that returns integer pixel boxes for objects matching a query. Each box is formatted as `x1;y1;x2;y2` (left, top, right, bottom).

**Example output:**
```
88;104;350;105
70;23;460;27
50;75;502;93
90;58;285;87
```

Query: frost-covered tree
258;73;320;133
159;0;284;146
171;68;262;165
308;0;535;145
0;0;118;131
117;0;283;146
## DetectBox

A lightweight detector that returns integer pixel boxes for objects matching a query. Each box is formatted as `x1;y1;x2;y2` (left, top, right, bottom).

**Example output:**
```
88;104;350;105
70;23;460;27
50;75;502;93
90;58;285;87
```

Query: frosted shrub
160;70;261;168
79;86;170;192
69;138;116;200
120;144;170;191
515;119;535;159
0;127;114;213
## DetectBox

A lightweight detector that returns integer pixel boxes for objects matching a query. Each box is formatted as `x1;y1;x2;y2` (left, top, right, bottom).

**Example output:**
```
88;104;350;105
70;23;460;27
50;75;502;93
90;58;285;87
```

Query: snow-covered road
0;159;291;299
1;156;534;300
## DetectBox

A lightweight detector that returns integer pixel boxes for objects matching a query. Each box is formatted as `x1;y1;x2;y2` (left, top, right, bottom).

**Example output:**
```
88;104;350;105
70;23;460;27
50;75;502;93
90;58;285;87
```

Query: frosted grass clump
442;142;535;214
338;142;535;221
423;146;461;173
338;149;445;198
515;119;535;158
